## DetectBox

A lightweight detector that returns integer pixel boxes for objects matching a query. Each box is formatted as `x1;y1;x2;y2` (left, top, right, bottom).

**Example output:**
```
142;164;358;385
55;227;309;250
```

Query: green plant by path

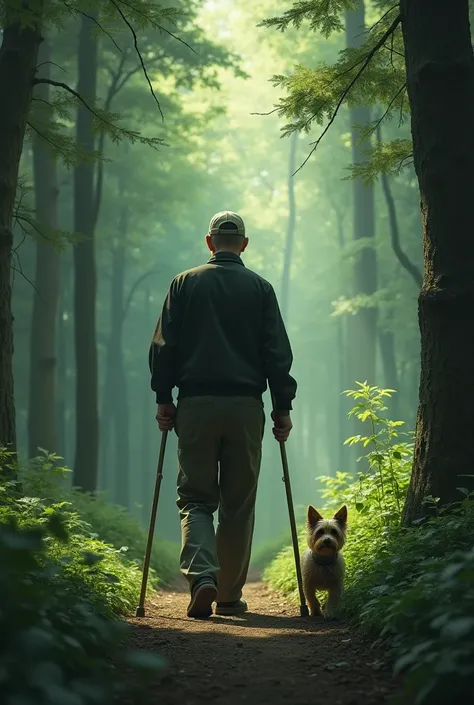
0;450;165;705
264;384;474;705
22;451;179;588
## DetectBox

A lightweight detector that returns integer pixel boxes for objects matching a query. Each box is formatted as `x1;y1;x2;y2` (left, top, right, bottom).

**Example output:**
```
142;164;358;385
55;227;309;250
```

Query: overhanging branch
293;12;401;175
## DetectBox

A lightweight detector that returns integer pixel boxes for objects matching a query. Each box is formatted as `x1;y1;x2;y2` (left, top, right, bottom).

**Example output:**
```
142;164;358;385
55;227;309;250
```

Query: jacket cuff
273;398;292;413
155;391;173;404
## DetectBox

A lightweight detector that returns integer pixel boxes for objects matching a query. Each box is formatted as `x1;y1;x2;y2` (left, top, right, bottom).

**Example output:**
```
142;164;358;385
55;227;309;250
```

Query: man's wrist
274;409;290;416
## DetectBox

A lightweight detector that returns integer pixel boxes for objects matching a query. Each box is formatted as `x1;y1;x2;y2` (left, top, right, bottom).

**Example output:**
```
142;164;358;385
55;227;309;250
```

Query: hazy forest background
4;1;474;703
11;0;422;548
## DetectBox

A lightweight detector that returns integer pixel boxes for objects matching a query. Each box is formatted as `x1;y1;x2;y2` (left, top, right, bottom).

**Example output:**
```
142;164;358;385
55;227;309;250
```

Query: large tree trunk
345;2;378;388
0;6;43;452
28;38;60;458
72;14;99;490
401;0;474;522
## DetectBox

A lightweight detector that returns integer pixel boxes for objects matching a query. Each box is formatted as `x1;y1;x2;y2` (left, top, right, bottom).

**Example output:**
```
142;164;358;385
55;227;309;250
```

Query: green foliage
259;0;356;36
250;530;291;574
261;0;410;177
0;451;165;705
21;451;179;589
264;385;474;705
344;137;413;184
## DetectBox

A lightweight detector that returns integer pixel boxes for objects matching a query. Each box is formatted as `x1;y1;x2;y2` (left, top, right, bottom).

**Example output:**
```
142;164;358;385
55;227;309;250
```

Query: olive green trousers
175;396;265;603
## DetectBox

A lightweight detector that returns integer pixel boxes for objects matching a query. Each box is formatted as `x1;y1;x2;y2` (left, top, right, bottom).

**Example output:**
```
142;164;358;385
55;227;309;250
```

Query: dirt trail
125;582;400;705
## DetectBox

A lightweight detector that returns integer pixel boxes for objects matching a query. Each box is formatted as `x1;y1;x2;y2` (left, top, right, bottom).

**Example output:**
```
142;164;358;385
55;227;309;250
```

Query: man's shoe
187;579;217;619
215;598;248;616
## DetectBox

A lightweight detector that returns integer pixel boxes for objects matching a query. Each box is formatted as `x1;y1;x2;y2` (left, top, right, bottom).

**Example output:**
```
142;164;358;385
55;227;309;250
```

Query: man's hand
271;411;293;442
156;402;177;431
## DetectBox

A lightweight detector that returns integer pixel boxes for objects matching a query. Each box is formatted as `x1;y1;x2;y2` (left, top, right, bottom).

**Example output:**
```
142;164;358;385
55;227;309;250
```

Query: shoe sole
187;584;217;619
215;602;248;616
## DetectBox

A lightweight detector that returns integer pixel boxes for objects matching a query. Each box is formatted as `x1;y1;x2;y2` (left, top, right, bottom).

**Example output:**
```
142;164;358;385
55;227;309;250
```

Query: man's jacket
149;252;297;411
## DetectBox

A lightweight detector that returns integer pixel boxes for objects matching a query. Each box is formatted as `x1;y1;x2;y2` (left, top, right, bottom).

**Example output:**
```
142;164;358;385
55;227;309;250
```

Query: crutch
135;430;169;617
274;407;309;617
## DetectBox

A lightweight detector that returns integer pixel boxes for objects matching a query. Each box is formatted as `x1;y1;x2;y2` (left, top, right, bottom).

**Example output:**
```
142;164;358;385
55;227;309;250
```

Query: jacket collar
207;251;245;267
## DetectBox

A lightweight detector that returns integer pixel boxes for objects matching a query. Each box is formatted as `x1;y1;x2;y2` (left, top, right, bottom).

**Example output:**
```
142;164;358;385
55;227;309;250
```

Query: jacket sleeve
149;277;182;404
261;285;297;412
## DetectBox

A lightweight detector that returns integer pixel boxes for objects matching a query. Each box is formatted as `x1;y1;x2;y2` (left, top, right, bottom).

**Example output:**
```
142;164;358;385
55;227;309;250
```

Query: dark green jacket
149;252;297;411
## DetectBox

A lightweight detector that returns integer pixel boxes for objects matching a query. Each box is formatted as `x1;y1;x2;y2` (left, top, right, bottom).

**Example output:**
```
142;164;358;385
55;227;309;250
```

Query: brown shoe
187;580;217;619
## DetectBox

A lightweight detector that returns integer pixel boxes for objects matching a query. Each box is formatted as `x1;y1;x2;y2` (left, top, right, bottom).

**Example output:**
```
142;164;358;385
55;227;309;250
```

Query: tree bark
28;37;60;458
345;2;378;388
72;14;99;491
401;0;474;522
0;5;43;452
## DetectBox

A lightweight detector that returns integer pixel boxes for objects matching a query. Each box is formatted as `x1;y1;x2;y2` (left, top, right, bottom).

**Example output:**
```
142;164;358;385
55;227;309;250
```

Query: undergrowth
264;383;474;705
22;452;179;588
0;450;165;704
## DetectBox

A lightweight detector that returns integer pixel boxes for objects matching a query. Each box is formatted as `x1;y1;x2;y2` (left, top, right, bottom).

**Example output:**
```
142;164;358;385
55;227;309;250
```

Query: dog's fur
300;504;347;618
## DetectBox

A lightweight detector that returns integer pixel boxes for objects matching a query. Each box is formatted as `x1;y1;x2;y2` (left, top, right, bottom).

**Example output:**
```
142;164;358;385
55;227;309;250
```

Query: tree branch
109;0;164;120
122;269;159;322
294;12;401;175
377;125;422;288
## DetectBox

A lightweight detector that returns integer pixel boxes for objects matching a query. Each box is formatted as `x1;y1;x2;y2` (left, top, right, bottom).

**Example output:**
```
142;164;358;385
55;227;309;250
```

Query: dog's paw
323;611;340;622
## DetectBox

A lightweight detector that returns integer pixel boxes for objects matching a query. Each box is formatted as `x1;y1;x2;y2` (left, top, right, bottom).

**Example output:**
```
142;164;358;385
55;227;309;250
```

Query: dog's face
306;505;347;557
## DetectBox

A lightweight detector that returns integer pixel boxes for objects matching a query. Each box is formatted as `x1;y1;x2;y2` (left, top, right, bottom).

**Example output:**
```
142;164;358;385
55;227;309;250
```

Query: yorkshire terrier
300;504;347;619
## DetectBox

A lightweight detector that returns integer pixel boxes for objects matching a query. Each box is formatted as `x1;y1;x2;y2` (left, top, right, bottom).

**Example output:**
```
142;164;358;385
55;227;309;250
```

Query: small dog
301;504;347;619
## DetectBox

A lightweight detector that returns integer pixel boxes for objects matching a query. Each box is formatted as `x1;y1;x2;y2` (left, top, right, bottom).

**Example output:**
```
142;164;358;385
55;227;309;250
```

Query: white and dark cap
208;210;245;237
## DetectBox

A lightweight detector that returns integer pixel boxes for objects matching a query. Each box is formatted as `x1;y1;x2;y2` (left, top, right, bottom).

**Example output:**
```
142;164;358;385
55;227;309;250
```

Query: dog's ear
333;505;348;527
307;505;323;527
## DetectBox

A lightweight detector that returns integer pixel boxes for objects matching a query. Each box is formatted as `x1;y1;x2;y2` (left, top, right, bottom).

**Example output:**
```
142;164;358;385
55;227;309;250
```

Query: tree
401;0;474;521
345;2;377;393
261;0;474;517
0;2;44;453
28;36;60;458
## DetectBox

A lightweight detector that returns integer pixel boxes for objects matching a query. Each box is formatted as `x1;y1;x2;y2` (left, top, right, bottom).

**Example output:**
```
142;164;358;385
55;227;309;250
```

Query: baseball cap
208;210;245;237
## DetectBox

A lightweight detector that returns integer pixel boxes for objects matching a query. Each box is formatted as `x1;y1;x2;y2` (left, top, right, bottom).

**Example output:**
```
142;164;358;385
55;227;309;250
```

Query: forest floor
121;577;401;705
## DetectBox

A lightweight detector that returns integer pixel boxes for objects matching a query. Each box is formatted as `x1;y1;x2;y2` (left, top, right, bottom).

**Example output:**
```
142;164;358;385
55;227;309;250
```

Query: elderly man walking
149;211;297;619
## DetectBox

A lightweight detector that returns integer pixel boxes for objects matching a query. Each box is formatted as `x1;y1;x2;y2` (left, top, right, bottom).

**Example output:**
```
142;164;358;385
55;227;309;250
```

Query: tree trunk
378;327;400;420
281;131;297;320
72;14;99;491
109;202;130;507
401;0;474;522
345;2;378;388
0;6;43;452
28;38;60;457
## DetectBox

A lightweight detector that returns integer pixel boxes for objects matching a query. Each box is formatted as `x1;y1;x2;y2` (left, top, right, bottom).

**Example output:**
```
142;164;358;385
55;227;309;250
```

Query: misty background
12;0;422;549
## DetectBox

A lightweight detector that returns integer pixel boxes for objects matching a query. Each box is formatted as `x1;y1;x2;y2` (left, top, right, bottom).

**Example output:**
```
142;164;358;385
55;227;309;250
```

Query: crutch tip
300;604;309;617
135;606;146;617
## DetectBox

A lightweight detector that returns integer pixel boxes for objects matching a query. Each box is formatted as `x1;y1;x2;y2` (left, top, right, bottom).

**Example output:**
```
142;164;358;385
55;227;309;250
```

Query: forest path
123;581;400;705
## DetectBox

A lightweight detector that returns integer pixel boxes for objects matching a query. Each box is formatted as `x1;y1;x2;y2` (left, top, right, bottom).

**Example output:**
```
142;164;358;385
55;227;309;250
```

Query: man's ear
206;234;215;253
240;237;249;253
307;505;323;528
333;505;348;527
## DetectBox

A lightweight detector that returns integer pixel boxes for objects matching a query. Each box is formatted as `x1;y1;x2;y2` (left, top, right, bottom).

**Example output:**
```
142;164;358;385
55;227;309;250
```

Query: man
149;210;297;619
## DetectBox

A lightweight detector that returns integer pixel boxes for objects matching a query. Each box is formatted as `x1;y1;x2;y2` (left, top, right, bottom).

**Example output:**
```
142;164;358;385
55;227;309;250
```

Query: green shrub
0;518;164;705
22;451;179;588
264;383;474;705
250;531;291;575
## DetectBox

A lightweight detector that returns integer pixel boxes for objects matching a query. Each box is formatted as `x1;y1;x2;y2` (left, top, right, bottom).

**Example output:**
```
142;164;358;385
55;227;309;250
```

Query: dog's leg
324;586;342;619
306;591;322;617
